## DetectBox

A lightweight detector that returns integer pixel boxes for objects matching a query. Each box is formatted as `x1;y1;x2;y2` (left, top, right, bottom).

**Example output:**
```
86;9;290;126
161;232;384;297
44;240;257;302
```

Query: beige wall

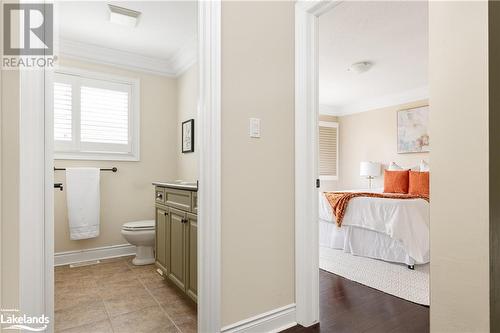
326;100;429;191
429;1;490;332
176;64;198;181
1;69;20;309
54;58;178;253
221;1;295;326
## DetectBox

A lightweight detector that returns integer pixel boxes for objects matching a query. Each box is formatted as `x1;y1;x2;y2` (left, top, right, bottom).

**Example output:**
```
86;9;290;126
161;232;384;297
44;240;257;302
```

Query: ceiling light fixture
108;4;141;28
348;61;373;74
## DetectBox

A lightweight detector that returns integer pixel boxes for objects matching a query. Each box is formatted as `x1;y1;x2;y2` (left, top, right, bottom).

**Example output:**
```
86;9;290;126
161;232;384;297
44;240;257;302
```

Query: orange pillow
384;170;409;194
409;171;430;197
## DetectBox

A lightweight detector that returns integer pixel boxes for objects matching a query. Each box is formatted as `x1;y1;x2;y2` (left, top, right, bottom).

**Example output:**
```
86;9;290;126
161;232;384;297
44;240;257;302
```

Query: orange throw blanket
324;192;430;227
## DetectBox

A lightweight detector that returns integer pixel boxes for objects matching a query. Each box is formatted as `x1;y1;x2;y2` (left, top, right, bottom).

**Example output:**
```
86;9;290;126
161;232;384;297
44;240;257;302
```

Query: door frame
294;0;341;327
197;1;222;331
18;1;222;332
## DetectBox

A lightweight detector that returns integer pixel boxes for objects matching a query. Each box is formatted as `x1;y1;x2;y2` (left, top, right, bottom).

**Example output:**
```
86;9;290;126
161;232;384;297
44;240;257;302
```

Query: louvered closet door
319;123;338;178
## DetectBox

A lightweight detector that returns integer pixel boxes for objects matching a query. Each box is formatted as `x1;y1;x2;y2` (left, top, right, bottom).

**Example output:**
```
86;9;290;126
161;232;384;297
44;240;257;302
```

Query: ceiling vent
108;4;141;28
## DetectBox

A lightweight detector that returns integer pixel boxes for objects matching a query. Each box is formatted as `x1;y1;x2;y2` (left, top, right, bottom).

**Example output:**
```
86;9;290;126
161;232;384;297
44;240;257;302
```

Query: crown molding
320;85;429;116
168;37;198;76
58;39;197;77
296;0;343;16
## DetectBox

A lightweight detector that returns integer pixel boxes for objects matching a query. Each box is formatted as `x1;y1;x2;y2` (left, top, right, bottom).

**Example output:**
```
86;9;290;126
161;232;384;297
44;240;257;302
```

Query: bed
319;189;430;267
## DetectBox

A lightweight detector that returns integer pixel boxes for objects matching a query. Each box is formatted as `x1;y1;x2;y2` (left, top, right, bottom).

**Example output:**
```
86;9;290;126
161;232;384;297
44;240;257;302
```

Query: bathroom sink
174;180;197;186
153;180;198;190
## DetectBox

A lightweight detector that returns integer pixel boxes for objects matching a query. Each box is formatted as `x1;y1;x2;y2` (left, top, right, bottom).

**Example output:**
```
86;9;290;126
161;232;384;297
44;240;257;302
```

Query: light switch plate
249;118;261;138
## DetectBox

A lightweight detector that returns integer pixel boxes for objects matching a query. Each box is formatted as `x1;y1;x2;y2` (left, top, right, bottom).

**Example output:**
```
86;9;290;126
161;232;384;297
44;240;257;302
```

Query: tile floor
54;256;197;333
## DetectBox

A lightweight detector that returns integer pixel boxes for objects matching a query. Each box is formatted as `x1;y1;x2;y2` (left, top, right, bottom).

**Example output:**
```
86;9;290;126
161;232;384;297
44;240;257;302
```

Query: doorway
52;2;199;331
18;1;222;332
294;1;430;330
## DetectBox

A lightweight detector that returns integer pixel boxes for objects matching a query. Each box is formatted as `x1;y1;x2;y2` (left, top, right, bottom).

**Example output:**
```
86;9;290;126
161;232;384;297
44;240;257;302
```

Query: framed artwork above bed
397;106;430;153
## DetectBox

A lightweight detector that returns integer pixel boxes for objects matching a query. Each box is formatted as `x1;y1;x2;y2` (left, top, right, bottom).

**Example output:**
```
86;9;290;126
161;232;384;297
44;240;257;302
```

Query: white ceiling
57;1;197;75
319;1;428;115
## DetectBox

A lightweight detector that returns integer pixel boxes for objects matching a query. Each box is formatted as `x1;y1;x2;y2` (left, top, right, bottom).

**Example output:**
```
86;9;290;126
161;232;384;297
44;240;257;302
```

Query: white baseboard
54;244;136;266
221;304;297;333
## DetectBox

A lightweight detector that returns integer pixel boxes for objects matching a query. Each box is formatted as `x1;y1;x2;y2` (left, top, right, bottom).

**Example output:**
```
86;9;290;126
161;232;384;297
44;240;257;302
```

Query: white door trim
18;0;54;330
18;1;222;332
198;0;222;332
294;0;341;327
19;68;50;324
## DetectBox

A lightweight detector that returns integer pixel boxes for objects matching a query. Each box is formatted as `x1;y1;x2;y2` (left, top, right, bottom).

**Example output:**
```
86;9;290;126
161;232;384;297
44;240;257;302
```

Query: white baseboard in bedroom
54;244;136;266
221;304;297;333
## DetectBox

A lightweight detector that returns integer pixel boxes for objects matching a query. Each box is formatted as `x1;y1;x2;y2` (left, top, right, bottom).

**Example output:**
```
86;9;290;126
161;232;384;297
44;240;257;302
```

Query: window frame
53;67;140;161
318;120;339;181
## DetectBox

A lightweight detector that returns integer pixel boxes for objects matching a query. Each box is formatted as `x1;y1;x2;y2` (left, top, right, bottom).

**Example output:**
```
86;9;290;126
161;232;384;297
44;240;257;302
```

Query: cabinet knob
164;212;168;216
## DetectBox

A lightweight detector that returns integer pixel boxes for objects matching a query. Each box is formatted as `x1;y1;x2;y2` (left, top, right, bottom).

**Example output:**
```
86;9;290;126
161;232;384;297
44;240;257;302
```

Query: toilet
121;220;155;265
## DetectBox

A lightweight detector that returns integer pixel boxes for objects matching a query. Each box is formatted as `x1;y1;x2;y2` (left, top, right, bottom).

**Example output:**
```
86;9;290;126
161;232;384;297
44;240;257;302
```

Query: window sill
54;152;140;162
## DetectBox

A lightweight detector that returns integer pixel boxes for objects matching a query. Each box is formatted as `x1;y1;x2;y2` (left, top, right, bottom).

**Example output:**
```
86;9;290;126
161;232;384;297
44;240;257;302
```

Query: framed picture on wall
182;119;195;153
397;106;430;153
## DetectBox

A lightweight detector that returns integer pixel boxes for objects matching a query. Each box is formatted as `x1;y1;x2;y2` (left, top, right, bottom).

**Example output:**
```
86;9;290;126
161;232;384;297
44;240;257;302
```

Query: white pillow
387;162;403;171
420;160;430;172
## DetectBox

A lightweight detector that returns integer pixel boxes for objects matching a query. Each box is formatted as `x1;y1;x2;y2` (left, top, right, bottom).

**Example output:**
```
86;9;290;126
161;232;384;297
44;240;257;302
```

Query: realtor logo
2;3;55;69
0;308;50;332
3;3;53;55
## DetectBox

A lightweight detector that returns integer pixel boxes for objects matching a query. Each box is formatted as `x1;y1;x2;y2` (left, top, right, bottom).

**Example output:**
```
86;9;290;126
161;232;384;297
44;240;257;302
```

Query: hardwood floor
284;270;429;333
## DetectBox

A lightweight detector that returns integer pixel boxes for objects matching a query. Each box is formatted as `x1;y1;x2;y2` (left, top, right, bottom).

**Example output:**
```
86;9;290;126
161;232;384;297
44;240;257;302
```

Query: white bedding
319;191;430;264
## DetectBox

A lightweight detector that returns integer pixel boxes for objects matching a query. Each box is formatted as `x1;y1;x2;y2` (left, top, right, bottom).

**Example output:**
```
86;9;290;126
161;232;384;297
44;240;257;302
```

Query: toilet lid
122;220;155;231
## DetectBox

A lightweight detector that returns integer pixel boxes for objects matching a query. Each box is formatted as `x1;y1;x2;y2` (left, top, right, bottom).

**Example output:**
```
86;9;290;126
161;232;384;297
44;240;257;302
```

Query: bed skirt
319;219;429;266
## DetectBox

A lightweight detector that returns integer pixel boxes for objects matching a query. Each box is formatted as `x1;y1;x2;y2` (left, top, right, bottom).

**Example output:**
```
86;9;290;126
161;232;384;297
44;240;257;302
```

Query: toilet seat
122;220;155;231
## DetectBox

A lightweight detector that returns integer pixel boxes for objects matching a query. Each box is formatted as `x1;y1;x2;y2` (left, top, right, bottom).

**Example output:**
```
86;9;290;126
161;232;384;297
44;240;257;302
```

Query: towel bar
54;167;118;172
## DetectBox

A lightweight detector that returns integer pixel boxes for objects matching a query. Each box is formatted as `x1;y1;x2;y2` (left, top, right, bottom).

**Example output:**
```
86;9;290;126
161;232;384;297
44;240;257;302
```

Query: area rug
320;246;429;305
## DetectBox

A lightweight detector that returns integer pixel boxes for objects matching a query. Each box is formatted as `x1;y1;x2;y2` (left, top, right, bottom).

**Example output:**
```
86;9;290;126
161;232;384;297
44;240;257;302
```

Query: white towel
66;168;100;240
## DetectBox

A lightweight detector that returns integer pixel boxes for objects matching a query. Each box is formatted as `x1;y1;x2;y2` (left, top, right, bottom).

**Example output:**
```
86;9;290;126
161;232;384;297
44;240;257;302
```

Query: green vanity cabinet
168;207;187;291
154;182;197;303
155;206;168;271
186;212;198;302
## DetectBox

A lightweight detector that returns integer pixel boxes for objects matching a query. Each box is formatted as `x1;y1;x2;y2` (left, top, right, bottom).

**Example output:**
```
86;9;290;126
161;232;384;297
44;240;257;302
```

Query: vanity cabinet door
186;213;197;302
191;192;198;214
155;207;168;271
168;208;186;290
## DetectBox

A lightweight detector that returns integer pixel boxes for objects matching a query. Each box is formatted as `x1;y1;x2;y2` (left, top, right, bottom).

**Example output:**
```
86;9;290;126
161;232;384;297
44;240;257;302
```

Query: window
318;121;338;180
53;68;140;160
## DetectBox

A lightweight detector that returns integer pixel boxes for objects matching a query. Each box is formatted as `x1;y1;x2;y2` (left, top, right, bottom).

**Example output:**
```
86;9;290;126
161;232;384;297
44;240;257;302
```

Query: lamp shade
360;161;381;177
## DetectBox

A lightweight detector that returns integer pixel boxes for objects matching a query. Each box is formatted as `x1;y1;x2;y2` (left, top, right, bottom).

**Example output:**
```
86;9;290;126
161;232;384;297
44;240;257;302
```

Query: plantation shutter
53;70;138;160
319;124;338;177
53;82;73;141
80;85;129;145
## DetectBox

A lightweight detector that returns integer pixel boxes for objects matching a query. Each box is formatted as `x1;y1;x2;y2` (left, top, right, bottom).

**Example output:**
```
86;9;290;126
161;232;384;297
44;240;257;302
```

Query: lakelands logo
0;309;49;331
2;3;55;69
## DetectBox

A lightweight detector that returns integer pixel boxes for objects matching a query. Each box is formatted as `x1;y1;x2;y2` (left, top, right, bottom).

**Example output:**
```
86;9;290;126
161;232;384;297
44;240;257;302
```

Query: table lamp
360;161;381;189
